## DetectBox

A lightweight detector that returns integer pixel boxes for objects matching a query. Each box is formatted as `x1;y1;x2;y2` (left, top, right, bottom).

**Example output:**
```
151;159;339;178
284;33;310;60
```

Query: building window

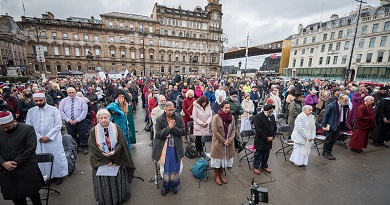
303;37;307;44
77;65;82;71
333;56;338;64
335;42;341;51
109;36;114;43
119;23;124;29
366;53;372;63
108;22;113;28
338;30;343;39
139;25;143;31
344;41;350;50
359;39;365;48
95;49;100;58
41;31;46;38
130;38;135;43
347;29;352;38
295;39;299;45
301;49;305;55
168;29;172;36
150;52;154;60
63;33;68;39
65;47;70;56
292;59;296;67
167;18;172;26
212;56;216;63
149;26;153;33
293;50;297;55
94;36;99;41
140;52;144;59
160;53;164;61
52;32;57;38
75;48;80;56
168;54;172;62
380;36;387;47
321;44;325;52
160;18;164;25
372;23;379;33
42;46;48;55
131;51;135;60
182;20;187;27
330;32;335;40
362;25;368;34
377;51;384;62
84;35;88;40
110;50;115;58
121;50;125;59
356;54;362;63
46;65;51;72
160;28;165;35
160;67;164;73
319;57;323;65
369;37;376;48
120;37;125;43
203;23;207;30
308;58;312;67
54;47;59;56
326;56;331;64
312;36;316;43
140;39;144;44
341;56;347;64
323;33;327;41
310;48;314;54
182;67;186;73
67;65;71;70
384;22;390;31
300;59;304;67
56;65;61;72
130;24;134;30
73;34;78;40
328;43;333;52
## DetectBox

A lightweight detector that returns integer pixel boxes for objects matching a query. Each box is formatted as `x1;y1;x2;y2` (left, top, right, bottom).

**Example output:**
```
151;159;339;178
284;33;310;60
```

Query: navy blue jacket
322;101;349;131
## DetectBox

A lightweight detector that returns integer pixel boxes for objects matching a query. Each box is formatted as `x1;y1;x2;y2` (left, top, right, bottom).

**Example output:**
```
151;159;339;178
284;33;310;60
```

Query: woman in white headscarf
289;105;316;167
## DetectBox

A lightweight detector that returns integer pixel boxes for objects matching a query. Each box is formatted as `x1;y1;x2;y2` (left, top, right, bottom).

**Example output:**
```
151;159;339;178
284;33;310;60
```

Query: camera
243;178;268;205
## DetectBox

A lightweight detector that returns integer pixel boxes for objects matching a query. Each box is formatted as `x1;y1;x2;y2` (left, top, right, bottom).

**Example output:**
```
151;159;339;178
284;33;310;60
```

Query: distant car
358;80;384;87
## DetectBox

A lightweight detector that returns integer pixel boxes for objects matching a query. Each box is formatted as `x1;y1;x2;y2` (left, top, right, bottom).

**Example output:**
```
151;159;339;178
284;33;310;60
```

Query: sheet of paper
326;124;330;131
96;165;120;176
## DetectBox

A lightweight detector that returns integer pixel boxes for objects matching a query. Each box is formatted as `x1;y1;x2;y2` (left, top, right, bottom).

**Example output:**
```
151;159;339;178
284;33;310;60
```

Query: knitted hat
0;111;13;125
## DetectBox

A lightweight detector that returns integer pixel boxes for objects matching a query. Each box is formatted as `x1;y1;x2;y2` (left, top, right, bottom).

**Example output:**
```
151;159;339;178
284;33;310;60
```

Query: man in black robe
0;111;44;205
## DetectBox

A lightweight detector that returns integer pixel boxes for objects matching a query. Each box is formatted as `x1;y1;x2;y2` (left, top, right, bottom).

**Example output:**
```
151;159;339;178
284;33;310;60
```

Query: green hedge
0;76;31;83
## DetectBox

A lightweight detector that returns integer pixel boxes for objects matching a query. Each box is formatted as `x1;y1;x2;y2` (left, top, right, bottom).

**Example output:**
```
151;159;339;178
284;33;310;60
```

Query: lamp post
219;33;228;76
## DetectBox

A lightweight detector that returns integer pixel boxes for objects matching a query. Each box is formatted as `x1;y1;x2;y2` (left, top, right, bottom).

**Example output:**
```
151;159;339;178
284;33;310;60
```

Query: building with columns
284;0;390;83
18;0;223;78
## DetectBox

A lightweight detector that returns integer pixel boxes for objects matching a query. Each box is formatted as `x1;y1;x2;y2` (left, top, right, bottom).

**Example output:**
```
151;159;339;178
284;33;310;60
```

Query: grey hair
165;101;174;107
186;89;194;98
67;87;76;92
302;105;312;111
157;95;166;102
364;96;374;102
96;109;111;119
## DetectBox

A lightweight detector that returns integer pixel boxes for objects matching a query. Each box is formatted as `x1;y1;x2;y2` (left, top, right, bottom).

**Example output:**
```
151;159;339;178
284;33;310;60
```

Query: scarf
95;122;118;153
304;115;315;156
218;110;232;137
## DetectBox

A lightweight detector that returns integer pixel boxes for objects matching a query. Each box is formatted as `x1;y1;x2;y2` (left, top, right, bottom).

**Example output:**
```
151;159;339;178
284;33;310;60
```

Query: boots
214;169;222;185
219;168;227;184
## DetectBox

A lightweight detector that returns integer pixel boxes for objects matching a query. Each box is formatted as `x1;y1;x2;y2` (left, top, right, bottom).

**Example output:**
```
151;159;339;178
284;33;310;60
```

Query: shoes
379;143;390;148
372;142;379;147
253;168;261;175
351;149;363;153
322;152;333;160
56;177;63;185
294;163;305;167
171;188;179;194
219;169;227;184
261;167;272;173
82;149;89;155
160;187;169;196
214;169;222;185
329;153;336;160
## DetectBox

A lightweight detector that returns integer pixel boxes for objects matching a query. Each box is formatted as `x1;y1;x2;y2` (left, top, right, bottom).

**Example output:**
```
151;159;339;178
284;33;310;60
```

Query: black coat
0;123;44;200
152;112;186;161
253;112;277;151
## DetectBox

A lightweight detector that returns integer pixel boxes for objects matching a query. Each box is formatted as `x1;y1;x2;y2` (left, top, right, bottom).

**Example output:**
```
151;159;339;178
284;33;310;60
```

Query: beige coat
241;99;254;119
210;114;236;159
316;90;330;109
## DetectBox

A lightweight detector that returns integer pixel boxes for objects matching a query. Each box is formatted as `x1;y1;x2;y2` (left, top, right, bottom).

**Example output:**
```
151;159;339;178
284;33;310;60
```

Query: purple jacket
305;94;319;106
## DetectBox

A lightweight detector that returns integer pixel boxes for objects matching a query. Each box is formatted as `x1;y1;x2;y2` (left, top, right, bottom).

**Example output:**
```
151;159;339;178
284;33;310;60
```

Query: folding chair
277;113;287;125
187;121;195;144
274;125;294;161
313;122;326;155
153;160;163;189
36;153;60;205
239;129;256;169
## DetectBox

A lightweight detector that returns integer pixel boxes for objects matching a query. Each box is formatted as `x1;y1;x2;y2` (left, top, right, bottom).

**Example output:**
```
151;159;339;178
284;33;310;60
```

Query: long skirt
162;141;181;189
92;167;130;205
349;129;369;151
240;119;252;131
210;158;234;169
290;143;309;166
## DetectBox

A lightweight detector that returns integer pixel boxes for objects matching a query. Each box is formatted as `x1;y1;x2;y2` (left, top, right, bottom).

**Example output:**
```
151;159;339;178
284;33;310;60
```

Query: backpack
185;145;197;158
191;158;209;179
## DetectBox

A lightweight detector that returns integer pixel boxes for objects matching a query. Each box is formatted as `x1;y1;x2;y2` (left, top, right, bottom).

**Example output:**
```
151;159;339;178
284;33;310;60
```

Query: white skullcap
32;93;45;98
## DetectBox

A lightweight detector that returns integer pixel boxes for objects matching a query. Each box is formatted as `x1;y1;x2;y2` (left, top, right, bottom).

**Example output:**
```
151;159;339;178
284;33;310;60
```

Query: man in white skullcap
26;93;68;185
0;110;44;204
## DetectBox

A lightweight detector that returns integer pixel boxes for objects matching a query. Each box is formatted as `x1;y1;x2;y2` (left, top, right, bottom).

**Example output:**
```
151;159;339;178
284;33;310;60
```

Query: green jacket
226;96;244;122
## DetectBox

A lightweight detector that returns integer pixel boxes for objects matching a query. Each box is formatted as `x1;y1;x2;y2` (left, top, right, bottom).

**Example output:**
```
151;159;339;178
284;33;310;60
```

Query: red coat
349;103;376;150
182;97;196;128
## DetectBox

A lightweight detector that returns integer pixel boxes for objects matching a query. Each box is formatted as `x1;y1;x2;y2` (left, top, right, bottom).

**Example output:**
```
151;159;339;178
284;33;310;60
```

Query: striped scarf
95;122;118;153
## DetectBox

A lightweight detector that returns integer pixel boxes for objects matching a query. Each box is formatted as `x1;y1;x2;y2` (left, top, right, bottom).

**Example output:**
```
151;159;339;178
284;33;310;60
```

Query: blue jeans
253;150;270;169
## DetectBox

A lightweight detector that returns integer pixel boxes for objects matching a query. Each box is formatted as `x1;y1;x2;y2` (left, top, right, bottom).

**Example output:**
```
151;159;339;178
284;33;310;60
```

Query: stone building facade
19;0;223;78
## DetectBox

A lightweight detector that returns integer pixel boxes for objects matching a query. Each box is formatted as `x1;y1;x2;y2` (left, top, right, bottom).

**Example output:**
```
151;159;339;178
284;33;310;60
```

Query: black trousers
253;150;270;169
12;192;42;205
66;119;88;149
195;136;203;152
323;130;339;154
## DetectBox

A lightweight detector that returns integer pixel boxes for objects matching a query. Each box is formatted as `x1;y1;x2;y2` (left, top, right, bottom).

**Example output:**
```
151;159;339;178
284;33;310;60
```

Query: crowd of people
0;73;389;204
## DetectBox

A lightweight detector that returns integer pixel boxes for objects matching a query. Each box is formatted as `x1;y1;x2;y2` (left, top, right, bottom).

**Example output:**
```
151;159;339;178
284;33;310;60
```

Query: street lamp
238;61;242;77
220;33;228;76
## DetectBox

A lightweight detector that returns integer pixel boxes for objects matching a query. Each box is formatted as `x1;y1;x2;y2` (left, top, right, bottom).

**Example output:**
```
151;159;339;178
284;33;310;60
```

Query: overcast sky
0;0;381;47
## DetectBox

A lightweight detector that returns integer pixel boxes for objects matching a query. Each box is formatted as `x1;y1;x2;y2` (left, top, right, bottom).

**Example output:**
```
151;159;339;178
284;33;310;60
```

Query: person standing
371;96;390;147
264;88;282;119
241;93;255;131
0;111;44;205
316;85;331;113
249;86;261;115
288;92;304;136
321;94;350;160
89;109;135;205
349;96;376;153
26;93;68;185
252;104;277;174
192;96;213;157
152;101;186;195
17;90;35;123
59;87;89;155
305;89;319;113
85;87;99;112
150;95;167;146
348;86;368;126
47;84;65;108
210;101;236;185
182;89;196;142
215;85;226;101
289;105;316;166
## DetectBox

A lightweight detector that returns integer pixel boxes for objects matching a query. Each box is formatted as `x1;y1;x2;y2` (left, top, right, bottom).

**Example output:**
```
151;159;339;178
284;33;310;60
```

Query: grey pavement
1;102;390;205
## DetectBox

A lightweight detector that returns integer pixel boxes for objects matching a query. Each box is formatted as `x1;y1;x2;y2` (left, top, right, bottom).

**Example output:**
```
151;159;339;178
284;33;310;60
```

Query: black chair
198;134;213;188
277;113;287;125
153;160;162;189
187;121;195;143
274;125;294;161
313;122;326;155
36;153;60;205
239;129;256;169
